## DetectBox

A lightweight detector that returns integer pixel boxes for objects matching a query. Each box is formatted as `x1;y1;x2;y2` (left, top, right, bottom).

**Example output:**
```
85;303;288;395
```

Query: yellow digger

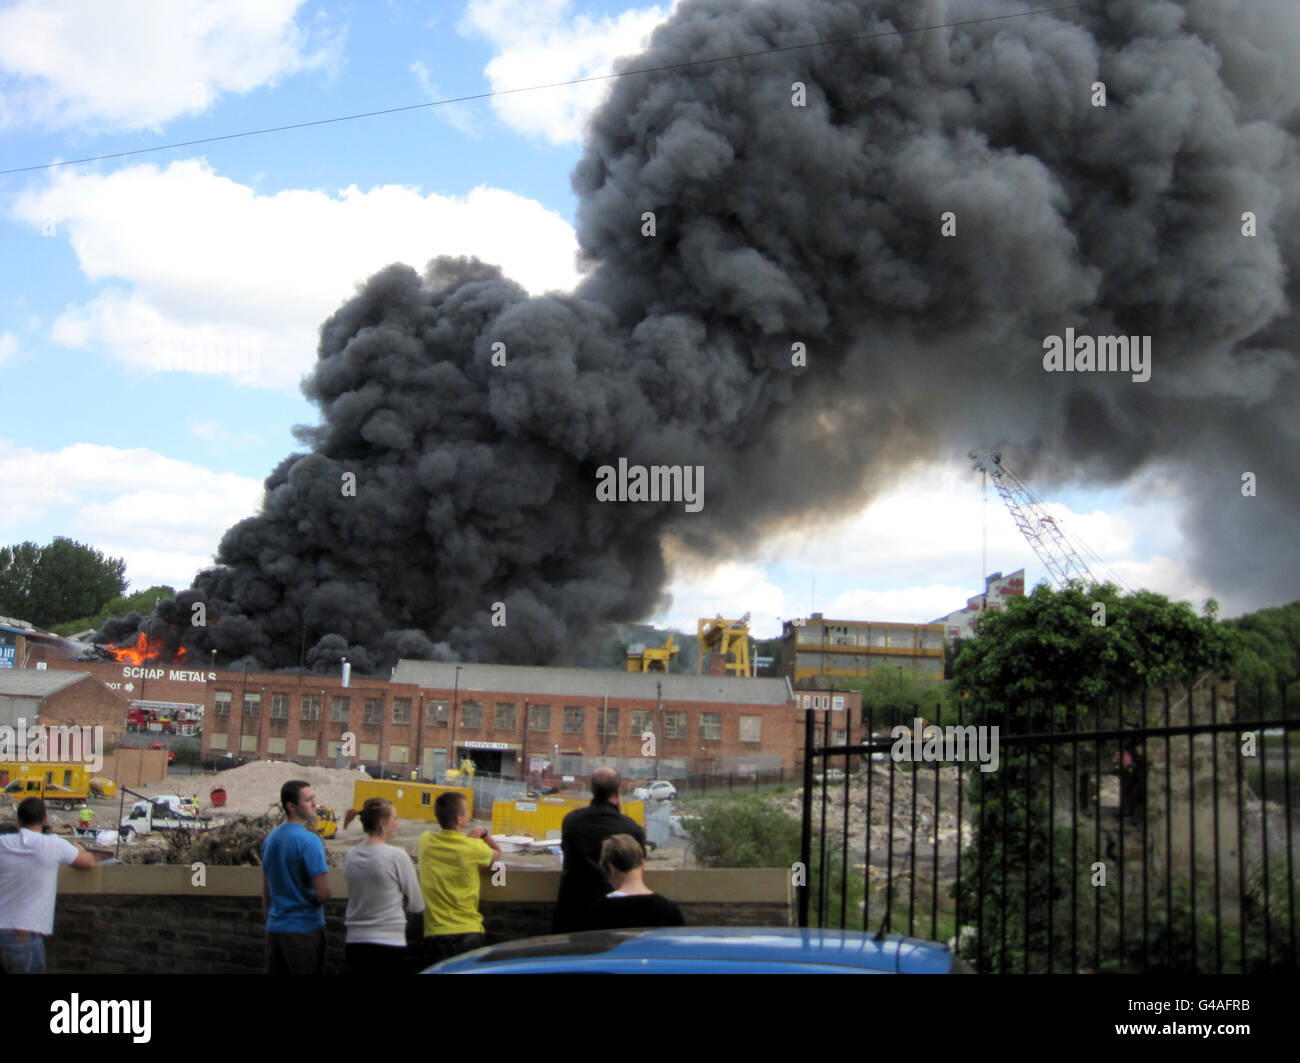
312;806;338;839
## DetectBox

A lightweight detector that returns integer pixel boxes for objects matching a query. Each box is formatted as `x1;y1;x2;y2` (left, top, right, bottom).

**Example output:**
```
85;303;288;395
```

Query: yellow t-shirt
418;828;495;936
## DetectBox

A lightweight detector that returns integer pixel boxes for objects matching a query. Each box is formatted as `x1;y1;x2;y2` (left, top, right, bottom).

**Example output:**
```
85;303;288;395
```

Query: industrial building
779;615;945;683
195;660;809;782
932;569;1026;641
0;670;130;743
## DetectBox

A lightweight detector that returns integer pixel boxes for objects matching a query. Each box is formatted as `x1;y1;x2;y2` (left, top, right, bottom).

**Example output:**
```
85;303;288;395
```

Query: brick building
198;660;808;781
0;671;130;745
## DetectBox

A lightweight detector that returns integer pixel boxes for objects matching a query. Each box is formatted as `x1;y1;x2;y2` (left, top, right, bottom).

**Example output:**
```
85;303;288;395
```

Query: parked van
0;762;90;809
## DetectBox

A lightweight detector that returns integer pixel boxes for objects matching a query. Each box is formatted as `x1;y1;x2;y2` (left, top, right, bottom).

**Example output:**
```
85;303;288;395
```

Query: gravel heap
133;761;365;818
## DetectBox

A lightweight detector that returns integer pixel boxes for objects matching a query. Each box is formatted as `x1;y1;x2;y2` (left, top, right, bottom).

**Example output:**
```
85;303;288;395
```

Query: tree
0;538;127;630
953;582;1235;725
1223;600;1300;719
842;667;958;730
950;582;1237;972
52;585;178;638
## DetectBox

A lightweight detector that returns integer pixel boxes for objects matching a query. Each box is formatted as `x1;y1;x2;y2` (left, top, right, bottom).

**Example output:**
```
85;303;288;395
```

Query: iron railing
798;680;1298;973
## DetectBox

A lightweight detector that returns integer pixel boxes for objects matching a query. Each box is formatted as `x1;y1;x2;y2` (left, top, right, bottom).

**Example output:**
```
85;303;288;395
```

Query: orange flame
107;631;170;665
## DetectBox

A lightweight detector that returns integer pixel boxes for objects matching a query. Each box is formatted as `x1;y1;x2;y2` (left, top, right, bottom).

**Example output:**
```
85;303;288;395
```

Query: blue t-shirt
262;822;329;933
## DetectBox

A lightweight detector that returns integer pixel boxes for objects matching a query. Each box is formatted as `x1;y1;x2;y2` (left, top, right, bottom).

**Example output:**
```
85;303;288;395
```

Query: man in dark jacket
553;767;647;932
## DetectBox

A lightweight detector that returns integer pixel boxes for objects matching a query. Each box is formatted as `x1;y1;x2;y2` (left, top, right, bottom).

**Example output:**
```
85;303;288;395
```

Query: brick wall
40;675;130;741
200;669;803;777
46;866;792;974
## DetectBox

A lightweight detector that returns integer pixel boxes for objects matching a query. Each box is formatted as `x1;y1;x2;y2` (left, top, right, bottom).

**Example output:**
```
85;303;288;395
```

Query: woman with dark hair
343;798;424;972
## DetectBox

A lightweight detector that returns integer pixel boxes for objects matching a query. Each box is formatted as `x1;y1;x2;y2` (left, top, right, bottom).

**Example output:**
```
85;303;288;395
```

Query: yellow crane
626;634;679;672
697;613;753;677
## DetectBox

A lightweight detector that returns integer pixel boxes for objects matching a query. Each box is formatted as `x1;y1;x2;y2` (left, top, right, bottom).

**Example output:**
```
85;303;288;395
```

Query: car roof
425;927;956;974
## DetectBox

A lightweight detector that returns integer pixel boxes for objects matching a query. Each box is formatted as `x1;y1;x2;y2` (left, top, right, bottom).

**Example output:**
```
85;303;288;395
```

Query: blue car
423;927;968;974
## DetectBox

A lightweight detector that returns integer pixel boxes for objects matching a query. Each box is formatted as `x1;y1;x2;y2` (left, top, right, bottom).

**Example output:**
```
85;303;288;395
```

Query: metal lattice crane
969;449;1099;590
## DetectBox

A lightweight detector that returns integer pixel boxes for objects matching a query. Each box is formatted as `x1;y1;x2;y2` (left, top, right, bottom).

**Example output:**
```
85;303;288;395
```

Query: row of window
211;693;764;743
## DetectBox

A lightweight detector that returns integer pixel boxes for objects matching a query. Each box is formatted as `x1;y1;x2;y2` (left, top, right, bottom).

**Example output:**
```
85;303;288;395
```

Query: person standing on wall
262;780;331;974
0;797;96;974
343;797;424;973
553;767;646;933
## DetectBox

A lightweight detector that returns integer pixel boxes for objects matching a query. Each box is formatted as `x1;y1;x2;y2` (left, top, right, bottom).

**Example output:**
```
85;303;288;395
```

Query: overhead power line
0;2;1091;177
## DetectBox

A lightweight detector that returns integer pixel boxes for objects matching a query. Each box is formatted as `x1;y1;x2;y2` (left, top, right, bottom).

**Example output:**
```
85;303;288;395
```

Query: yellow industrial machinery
626;634;679;672
697;613;753;677
313;806;338;839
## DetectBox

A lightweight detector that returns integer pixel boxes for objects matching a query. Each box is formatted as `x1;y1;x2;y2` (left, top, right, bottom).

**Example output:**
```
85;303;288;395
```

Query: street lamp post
450;665;462;778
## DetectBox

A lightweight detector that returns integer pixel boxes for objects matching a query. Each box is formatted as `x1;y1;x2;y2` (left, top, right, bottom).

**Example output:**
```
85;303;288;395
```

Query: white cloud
411;60;481;137
652;462;1210;639
0;438;263;590
0;0;341;132
459;0;675;145
654;560;786;638
13;159;583;389
0;331;16;366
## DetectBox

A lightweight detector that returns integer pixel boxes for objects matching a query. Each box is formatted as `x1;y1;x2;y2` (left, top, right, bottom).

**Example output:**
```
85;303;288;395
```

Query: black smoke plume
98;0;1300;671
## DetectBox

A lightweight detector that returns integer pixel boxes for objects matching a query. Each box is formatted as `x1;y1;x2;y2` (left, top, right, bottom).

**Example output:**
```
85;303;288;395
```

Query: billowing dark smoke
99;0;1300;671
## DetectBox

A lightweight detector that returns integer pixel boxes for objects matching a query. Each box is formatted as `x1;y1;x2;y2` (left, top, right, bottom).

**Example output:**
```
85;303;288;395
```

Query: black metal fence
798;679;1298;973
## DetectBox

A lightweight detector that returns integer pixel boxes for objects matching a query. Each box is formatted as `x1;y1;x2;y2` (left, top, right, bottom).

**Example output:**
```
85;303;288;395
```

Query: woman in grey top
343;798;424;973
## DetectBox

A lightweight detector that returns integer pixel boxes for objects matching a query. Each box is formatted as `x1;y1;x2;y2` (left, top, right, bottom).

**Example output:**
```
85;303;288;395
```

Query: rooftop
390;660;793;706
0;670;91;698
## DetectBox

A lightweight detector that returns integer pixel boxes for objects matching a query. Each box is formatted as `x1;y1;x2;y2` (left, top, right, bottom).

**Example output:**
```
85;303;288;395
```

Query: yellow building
779;614;945;683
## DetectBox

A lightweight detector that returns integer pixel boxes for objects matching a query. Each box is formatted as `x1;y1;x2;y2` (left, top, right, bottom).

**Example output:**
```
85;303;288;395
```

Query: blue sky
0;0;1231;640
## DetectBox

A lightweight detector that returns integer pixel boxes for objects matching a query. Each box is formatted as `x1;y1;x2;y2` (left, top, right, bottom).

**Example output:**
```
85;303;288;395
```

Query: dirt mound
134;761;365;818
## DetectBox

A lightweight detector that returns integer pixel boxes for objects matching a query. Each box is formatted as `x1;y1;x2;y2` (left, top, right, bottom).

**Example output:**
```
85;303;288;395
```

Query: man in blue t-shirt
262;780;331;974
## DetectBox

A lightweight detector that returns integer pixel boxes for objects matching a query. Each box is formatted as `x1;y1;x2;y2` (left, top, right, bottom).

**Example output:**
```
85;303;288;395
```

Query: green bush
683;794;801;869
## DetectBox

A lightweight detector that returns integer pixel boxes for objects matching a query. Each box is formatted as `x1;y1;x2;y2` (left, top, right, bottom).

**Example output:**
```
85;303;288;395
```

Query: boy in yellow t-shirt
418;791;501;967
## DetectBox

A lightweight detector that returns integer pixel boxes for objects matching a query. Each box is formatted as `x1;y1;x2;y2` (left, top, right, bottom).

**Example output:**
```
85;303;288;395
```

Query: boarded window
266;737;286;755
297;739;317;757
739;715;762;743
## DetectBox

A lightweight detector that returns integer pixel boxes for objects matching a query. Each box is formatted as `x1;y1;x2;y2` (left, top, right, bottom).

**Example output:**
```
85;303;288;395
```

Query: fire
107;631;175;665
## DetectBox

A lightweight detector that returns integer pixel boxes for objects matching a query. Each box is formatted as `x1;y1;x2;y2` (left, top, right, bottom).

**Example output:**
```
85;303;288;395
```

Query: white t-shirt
0;828;80;935
344;843;425;947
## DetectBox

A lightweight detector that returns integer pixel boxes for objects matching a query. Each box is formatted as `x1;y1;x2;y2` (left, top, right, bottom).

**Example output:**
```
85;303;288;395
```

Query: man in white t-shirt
0;797;96;974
